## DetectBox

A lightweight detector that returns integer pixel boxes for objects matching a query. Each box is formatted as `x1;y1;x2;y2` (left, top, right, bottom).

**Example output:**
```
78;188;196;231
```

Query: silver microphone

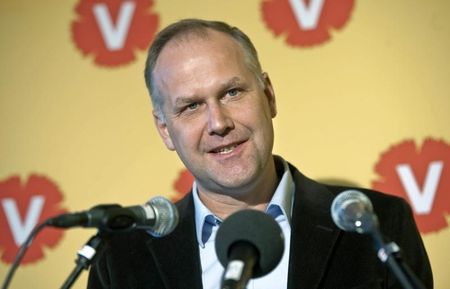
145;196;179;237
331;190;379;233
48;196;179;237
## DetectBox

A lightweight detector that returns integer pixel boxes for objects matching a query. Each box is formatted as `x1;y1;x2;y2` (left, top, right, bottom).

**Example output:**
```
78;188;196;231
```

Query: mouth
209;141;244;155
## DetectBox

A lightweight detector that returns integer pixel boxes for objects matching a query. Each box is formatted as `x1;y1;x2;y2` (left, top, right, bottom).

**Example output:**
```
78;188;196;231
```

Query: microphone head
215;209;284;278
331;190;378;234
147;196;179;237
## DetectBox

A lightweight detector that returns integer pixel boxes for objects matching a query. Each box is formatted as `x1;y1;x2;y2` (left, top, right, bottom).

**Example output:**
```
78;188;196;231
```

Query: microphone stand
370;229;427;289
60;233;103;289
59;205;144;289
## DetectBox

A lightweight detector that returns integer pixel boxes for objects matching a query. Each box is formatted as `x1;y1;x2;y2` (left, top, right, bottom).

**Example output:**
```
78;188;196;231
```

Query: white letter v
288;0;325;30
2;196;45;246
396;161;443;215
93;1;136;51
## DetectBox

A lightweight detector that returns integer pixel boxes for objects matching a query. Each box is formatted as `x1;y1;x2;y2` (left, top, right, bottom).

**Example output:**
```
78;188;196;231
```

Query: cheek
170;122;203;151
237;102;273;129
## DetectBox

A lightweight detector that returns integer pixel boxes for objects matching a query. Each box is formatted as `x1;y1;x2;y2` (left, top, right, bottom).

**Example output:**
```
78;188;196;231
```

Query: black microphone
215;210;284;289
48;196;179;237
330;189;379;234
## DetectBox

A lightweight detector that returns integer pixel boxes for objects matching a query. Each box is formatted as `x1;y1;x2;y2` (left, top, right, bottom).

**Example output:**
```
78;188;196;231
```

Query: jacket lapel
146;194;203;289
143;165;341;289
288;167;342;289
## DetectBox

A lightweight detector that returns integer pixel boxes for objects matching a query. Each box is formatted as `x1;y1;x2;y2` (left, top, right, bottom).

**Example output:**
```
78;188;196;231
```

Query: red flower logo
261;0;355;46
172;169;194;202
372;138;450;234
72;0;159;66
0;175;67;264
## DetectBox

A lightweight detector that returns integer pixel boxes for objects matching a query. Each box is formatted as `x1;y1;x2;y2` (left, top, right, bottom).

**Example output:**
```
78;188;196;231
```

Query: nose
207;103;234;136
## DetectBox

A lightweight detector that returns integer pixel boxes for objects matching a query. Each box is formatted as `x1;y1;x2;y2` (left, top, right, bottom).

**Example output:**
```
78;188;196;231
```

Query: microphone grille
331;190;376;233
147;196;179;237
215;209;284;278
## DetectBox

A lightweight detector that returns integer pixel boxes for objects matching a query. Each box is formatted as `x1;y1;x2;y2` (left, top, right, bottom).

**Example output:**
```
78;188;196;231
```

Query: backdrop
1;0;449;288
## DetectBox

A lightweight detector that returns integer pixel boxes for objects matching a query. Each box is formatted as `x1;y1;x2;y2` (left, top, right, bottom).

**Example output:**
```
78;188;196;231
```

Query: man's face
152;30;277;197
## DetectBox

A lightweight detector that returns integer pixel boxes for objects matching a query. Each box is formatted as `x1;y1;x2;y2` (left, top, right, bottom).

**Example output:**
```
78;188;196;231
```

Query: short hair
144;19;264;120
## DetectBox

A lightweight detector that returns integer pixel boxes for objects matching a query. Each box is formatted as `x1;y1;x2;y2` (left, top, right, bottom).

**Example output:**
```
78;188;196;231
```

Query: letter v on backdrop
71;0;159;66
372;138;450;234
0;175;67;264
261;0;355;46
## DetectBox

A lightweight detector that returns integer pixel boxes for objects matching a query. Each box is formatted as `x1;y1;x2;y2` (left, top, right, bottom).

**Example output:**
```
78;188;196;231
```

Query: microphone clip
377;242;400;263
100;206;141;232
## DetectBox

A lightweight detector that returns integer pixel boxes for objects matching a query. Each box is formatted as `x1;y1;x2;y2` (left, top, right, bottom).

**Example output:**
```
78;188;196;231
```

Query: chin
216;174;260;192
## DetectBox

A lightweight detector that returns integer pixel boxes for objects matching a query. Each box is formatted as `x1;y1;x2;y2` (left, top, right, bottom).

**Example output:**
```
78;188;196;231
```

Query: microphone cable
1;219;51;289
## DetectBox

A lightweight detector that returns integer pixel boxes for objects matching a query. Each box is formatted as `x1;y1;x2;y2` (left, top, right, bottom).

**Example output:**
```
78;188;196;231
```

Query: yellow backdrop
1;0;449;288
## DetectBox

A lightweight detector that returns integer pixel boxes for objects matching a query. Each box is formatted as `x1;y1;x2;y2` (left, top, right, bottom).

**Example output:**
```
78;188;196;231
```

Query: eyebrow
173;76;245;108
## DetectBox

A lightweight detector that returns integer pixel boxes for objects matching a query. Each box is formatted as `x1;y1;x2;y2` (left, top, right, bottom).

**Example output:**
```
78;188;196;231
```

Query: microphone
215;210;284;289
331;190;428;289
48;196;179;237
330;189;379;234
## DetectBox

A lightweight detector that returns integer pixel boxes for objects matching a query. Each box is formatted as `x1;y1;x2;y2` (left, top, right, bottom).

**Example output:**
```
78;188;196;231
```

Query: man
88;19;432;289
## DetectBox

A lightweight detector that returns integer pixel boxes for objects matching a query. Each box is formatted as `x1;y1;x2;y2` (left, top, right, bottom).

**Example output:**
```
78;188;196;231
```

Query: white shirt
192;156;295;289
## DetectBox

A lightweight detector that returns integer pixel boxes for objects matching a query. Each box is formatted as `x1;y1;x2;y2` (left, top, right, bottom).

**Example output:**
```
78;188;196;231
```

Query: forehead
152;30;249;91
158;29;243;61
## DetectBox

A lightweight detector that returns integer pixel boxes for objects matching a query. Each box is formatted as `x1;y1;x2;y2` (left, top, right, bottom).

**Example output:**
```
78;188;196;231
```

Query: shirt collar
268;155;295;225
192;155;295;247
192;182;221;248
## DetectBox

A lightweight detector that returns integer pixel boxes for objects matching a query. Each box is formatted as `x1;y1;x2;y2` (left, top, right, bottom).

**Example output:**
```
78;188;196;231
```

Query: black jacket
88;164;433;289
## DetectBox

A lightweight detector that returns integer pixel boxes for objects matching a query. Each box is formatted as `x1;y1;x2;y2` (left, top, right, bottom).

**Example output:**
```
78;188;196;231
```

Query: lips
211;144;238;154
209;141;245;155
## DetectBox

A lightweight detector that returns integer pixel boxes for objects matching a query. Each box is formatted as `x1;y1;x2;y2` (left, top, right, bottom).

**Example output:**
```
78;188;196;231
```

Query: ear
262;72;277;118
153;110;175;151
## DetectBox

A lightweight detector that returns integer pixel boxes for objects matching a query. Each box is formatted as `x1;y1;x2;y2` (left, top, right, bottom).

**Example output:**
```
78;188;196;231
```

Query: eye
186;102;200;111
227;88;239;97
